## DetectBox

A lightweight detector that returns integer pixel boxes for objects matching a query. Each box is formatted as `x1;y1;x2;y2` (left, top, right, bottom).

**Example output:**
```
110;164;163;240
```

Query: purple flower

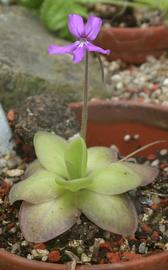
48;14;110;63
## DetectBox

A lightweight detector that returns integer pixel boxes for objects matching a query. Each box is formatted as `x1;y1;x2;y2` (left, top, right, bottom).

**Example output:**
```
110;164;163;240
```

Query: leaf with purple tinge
24;159;42;179
9;169;64;204
78;190;138;236
122;161;159;186
87;146;118;173
87;162;142;195
19;192;80;243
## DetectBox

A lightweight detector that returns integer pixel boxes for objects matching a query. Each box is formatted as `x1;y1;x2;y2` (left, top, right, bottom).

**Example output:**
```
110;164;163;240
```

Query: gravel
102;54;168;105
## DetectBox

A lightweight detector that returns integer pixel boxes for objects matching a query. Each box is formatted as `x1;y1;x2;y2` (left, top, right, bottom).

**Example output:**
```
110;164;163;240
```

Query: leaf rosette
9;131;158;243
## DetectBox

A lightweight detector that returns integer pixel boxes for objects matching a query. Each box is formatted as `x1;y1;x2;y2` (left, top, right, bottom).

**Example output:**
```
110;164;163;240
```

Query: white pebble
139;242;147;254
27;254;33;260
81;253;91;263
163;78;168;86
160;149;167;156
6;169;24;177
133;134;140;140
151;159;159;167
124;134;131;142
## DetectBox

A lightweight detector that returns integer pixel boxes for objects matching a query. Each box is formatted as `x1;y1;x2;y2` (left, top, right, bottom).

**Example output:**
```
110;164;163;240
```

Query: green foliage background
16;0;168;40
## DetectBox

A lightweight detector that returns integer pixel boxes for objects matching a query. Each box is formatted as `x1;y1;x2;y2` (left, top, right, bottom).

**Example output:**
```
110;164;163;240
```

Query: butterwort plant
9;14;158;243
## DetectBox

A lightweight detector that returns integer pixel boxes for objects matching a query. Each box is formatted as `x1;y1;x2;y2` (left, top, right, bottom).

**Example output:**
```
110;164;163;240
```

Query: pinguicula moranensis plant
9;14;158;243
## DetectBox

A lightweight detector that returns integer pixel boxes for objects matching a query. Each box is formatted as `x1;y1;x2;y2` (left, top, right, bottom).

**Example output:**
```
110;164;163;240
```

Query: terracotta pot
70;100;168;156
1;100;168;270
95;25;168;64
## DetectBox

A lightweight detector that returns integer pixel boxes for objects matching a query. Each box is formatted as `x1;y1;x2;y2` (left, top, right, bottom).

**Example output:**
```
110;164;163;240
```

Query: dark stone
14;92;80;144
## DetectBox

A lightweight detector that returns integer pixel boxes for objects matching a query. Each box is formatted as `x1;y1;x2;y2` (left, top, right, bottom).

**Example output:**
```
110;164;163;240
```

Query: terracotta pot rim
0;248;168;269
101;24;168;32
69;99;168;113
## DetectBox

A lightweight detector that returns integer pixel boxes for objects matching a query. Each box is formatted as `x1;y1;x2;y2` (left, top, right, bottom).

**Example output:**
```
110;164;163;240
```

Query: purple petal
86;42;110;55
85;16;102;41
68;14;85;38
48;42;79;55
72;46;85;63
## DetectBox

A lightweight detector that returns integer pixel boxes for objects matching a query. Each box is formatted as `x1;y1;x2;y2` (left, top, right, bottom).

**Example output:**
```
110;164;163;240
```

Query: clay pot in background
95;25;168;64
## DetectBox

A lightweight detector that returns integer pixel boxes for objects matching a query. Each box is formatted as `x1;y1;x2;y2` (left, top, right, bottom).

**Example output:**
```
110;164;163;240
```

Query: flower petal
34;131;68;177
85;15;102;41
87;146;118;173
19;193;80;242
48;42;79;55
87;162;142;195
86;42;110;55
64;136;87;179
122;161;158;186
72;46;85;63
68;14;85;38
9;169;64;204
78;190;138;236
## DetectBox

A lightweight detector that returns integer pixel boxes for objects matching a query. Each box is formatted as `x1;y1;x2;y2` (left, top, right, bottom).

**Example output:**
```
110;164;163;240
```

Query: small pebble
123;134;131;142
139;242;147;254
133;134;140;140
81;253;91;263
48;250;61;262
151;159;159;167
6;169;24;177
160;149;168;156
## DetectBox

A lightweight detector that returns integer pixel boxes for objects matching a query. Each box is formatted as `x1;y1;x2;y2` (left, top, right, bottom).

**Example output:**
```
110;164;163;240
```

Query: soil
14;92;80;145
88;3;164;28
0;133;168;265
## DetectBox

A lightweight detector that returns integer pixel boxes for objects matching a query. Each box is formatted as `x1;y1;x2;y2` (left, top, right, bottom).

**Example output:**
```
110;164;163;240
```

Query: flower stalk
80;51;89;140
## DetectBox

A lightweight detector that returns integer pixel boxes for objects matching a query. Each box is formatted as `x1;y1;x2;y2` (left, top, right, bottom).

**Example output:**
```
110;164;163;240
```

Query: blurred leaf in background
40;0;88;40
16;0;168;40
16;0;44;9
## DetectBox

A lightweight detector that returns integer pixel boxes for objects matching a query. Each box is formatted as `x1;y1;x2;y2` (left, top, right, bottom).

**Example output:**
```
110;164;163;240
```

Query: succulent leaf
19;192;80;243
122;161;158;186
87;162;142;195
55;177;92;192
34;131;68;177
65;136;87;179
78;190;138;236
24;159;42;178
9;169;64;204
87;146;118;173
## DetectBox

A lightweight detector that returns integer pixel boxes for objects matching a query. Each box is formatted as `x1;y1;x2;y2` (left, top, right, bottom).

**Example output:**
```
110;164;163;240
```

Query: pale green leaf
19;192;80;242
9;169;64;204
78;190;138;236
65;136;87;179
87;146;118;173
87;162;142;195
34;131;68;177
55;177;92;192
